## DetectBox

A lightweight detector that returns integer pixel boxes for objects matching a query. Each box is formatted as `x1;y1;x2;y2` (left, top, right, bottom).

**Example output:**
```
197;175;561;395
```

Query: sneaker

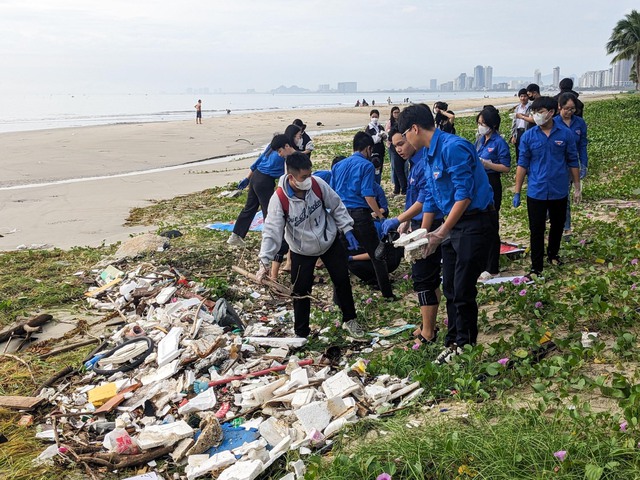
478;271;497;282
227;233;245;247
434;345;463;365
342;319;365;338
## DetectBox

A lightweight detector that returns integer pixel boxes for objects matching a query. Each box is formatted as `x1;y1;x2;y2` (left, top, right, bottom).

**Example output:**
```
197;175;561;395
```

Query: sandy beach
0;94;573;251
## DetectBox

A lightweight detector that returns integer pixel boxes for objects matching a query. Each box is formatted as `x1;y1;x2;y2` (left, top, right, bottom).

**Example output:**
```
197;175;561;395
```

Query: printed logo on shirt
487;148;494;153
554;140;564;146
433;171;441;180
576;130;581;135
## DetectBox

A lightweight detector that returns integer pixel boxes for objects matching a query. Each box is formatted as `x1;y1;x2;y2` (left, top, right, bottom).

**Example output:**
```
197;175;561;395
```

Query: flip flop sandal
415;327;439;345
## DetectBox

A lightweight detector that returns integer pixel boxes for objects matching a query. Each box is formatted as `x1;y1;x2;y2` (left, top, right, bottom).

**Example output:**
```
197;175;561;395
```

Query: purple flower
519;289;527;296
365;297;373;304
497;357;509;366
403;274;410;280
632;258;638;266
498;286;505;293
376;474;392;480
412;343;420;350
443;317;449;326
620;420;628;432
632;284;637;291
554;450;567;462
579;239;586;245
535;301;543;309
335;321;341;327
631;271;637;277
512;277;522;285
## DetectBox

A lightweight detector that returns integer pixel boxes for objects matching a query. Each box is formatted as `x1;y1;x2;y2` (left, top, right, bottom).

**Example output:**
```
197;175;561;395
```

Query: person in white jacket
256;152;365;338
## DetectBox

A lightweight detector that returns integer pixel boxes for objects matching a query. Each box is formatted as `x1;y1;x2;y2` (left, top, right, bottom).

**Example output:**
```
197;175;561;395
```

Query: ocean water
0;91;517;134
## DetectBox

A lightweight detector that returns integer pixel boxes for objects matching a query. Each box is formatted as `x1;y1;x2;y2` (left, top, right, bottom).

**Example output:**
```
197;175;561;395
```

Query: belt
463;205;495;216
517;128;525;132
347;207;371;213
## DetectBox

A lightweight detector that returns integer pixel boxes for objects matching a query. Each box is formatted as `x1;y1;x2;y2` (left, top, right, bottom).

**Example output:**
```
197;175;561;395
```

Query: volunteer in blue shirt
227;125;301;247
382;128;445;348
513;96;581;277
398;104;494;365
331;132;394;299
475;106;511;278
554;92;588;238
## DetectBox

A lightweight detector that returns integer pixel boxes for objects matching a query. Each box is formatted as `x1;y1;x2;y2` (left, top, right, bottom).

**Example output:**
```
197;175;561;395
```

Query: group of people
226;79;588;364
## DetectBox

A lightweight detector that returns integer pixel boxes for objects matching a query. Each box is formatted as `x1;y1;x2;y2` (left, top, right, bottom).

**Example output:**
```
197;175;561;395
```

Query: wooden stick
39;338;100;359
33;365;75;396
232;265;291;296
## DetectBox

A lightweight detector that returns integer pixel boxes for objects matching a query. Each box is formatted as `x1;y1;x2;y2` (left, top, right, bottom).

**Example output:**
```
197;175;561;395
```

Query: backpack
275;177;323;219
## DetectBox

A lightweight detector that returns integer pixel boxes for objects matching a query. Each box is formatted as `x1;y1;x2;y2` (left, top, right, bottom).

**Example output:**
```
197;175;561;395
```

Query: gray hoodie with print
259;175;354;265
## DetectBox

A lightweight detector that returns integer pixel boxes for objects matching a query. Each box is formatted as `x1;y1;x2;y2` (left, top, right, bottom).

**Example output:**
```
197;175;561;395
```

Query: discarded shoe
342;319;365;338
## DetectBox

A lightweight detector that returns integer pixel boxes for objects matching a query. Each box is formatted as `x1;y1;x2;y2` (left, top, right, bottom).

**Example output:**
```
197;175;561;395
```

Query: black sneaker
434;345;463;365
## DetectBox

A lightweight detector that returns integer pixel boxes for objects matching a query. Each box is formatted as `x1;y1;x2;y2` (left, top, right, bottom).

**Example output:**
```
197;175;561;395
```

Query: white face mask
370;117;379;125
533;112;550;126
295;137;303;149
293;177;312;191
478;125;491;136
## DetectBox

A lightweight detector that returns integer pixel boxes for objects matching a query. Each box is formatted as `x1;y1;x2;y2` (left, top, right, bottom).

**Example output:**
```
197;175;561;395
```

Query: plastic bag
103;428;141;455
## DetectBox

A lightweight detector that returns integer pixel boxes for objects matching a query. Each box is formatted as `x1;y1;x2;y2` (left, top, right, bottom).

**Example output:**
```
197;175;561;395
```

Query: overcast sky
1;0;636;94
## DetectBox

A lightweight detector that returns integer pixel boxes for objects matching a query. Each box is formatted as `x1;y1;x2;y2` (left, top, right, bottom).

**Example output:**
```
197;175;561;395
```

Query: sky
0;0;637;94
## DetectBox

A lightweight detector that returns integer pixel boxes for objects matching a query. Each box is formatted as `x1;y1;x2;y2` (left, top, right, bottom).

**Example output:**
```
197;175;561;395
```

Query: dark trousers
514;128;525;161
389;148;407;194
442;212;491;348
290;238;356;337
486;174;502;274
349;246;403;284
526;196;568;274
232;170;276;238
348;208;394;297
411;219;443;294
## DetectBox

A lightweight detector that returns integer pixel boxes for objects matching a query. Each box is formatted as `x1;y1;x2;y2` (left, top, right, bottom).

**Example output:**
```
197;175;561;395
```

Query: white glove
256;262;269;283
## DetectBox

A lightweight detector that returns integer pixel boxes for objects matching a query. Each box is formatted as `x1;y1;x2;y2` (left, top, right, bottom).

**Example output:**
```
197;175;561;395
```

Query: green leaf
585;464;604;480
486;364;500;376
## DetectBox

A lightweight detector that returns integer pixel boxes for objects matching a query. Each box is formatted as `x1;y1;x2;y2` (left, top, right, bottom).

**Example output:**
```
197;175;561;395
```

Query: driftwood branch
232;265;291;296
39;338;100;360
0;314;53;343
32;365;75;396
77;445;174;470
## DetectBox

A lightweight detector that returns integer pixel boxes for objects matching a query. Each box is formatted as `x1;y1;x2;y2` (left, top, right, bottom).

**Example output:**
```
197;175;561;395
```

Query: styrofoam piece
394;228;427;247
185;450;236;480
290;459;306;478
187;454;211;467
388;381;421;401
231;438;268;457
171;437;195;461
121;473;161;480
140;359;180;386
294;401;332;435
324;417;350;437
136;420;194;450
245;337;307;348
164;297;201;317
258;417;291;447
178;388;216;415
581;331;598;348
326;396;349;418
365;384;391;402
157;327;183;367
321;371;359;398
265;435;292;465
403;237;430;252
291;389;315;409
278;474;296;480
217;459;264;480
155;286;177;305
273;367;308;396
398;388;425;407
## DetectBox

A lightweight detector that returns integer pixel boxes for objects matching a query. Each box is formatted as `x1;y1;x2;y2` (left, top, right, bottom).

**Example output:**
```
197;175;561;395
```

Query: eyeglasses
402;127;412;139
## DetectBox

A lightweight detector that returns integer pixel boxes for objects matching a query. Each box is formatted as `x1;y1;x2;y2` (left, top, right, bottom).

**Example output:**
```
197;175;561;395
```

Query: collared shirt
553;115;588;168
421;129;494;216
476;132;511;175
313;170;332;184
330;152;376;209
406;147;443;222
514;103;530;129
250;146;285;178
518;123;579;200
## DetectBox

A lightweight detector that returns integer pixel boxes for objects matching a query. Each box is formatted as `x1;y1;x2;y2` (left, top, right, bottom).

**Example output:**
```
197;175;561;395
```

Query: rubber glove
238;177;250;190
381;217;400;236
422;225;449;257
573;186;582;205
512;193;521;208
345;231;360;251
580;165;587;179
256;262;268;283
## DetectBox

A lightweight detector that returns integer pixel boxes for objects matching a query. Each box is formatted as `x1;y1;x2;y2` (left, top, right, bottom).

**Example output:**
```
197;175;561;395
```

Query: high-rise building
466;76;474;91
440;81;454;92
474;65;485;89
455;73;467;91
318;84;330;92
430;79;437;90
534;69;542;86
552;67;560;88
484;66;493;90
337;82;357;93
613;58;633;87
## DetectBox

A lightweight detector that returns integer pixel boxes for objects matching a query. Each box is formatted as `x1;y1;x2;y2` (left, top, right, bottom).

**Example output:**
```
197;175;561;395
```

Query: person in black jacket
553;78;584;117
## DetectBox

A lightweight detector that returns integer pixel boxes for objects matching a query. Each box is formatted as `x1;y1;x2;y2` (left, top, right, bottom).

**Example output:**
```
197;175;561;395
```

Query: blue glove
237;177;250;190
512;193;521;208
345;231;360;251
381;218;400;236
580;165;587;179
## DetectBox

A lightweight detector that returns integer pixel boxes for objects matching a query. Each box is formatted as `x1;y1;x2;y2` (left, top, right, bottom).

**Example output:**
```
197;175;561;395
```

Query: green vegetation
0;95;639;479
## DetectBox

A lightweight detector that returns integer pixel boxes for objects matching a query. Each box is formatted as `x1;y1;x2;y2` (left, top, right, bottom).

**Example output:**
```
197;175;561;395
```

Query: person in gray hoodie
256;152;365;338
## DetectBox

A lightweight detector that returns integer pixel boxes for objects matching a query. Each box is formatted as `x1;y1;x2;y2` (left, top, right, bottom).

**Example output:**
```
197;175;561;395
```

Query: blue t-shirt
250;146;285;178
421;129;494;215
553;115;588;168
475;132;511;174
313;170;332;184
518;123;579;200
331;152;376;209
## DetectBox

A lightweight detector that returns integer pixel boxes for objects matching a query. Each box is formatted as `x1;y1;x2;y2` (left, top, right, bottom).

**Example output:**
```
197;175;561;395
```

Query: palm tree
606;10;640;90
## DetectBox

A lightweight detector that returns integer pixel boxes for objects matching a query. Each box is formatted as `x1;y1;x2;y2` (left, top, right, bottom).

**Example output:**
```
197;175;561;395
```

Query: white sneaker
434;345;463;365
478;271;497;282
342;319;365;338
227;233;245;247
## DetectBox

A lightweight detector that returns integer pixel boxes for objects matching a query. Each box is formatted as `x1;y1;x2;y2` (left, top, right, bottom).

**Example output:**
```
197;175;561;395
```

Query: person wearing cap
292;119;314;157
397;104;494;365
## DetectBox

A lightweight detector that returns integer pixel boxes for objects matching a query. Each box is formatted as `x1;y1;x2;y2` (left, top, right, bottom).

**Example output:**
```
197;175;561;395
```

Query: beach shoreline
0;94;614;251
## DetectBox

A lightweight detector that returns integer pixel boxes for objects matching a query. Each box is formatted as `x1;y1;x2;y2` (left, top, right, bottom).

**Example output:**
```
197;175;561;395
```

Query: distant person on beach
195;100;202;124
293;119;315;157
385;106;407;195
355;100;361;107
331;131;395;300
475;106;511;279
513;96;581;278
256;152;365;339
387;96;392;105
226;109;231;115
362;99;369;107
510;88;533;159
364;109;387;184
433;101;456;135
553;78;584;117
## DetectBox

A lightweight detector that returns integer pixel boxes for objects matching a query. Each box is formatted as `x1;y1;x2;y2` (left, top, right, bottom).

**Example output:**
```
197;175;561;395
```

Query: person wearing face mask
364;109;387;184
385;106;407;195
257;152;364;339
475;106;511;279
331;132;395;299
513;96;581;279
292;119;314;157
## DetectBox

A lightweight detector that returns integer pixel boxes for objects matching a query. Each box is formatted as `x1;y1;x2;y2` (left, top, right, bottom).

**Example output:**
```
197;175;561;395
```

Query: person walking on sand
195;99;202;124
256;152;365;339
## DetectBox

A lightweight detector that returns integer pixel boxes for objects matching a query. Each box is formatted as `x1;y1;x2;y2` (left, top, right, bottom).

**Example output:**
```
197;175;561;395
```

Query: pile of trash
31;260;423;480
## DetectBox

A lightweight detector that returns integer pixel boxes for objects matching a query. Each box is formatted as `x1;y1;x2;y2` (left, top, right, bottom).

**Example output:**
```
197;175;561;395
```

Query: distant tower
456;73;467;91
613;58;633;87
484;66;493;90
534;69;542;86
474;65;485;89
553;67;560;88
430;79;437;90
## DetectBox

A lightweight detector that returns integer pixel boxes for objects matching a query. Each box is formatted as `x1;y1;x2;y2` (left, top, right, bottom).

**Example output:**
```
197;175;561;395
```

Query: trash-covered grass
0;95;639;479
